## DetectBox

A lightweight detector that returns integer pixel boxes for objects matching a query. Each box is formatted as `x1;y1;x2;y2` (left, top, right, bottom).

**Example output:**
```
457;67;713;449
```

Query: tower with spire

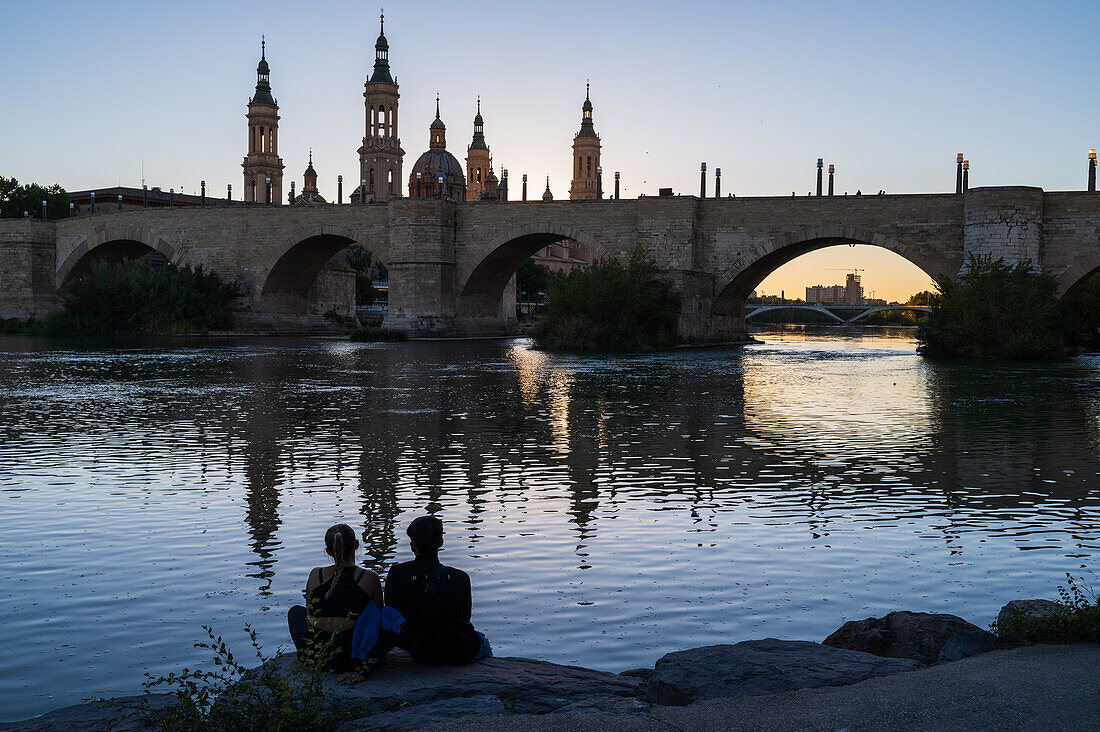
242;38;285;204
356;11;404;203
466;99;494;201
569;82;601;200
408;96;466;201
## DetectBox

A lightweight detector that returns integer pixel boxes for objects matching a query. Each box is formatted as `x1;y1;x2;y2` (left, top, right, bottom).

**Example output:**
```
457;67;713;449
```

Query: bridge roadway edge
0;187;1096;338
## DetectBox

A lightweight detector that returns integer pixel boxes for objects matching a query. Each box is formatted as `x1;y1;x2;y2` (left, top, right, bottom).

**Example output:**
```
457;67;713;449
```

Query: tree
532;248;680;351
0;176;70;219
907;290;935;306
516;259;551;300
917;254;1066;359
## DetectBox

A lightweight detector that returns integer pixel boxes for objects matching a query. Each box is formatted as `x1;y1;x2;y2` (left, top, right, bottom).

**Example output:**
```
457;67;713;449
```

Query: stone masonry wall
0;221;56;320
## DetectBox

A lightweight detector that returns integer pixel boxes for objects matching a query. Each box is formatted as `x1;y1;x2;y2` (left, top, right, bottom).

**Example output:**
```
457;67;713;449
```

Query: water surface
1;327;1098;720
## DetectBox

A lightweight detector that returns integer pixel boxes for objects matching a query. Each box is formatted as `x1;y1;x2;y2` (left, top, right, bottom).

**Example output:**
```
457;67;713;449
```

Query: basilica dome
408;97;466;202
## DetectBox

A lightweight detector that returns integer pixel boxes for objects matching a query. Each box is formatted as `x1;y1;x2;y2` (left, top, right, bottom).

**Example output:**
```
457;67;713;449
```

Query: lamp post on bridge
522;174;528;201
956;153;964;194
700;162;707;198
715;167;721;198
828;164;835;196
1089;150;1097;192
614;171;620;200
338;175;343;204
90;191;96;214
69;202;74;218
227;183;232;201
117;194;122;211
200;180;206;207
143;185;148;208
597;167;603;199
963;160;969;192
816;158;823;196
41;200;47;220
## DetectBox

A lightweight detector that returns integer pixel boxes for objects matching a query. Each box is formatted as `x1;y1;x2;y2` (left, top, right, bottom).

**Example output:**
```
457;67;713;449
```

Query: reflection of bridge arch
56;228;178;287
456;223;604;326
711;226;950;333
258;226;388;314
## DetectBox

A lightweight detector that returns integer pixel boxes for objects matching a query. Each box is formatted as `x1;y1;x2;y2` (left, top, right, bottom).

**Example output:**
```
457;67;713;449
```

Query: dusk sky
4;0;1097;301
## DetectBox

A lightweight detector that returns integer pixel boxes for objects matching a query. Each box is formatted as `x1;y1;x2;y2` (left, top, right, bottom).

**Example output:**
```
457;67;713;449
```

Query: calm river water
1;327;1098;720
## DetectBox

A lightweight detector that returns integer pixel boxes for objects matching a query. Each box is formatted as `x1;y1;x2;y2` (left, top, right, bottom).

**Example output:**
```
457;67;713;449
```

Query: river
1;326;1097;721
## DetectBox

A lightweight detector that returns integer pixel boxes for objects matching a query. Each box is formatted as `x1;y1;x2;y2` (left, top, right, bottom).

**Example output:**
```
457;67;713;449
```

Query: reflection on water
1;327;1099;720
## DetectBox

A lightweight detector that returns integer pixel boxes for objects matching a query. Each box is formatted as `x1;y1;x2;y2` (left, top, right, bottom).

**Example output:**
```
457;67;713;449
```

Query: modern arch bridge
745;304;932;323
1;186;1097;340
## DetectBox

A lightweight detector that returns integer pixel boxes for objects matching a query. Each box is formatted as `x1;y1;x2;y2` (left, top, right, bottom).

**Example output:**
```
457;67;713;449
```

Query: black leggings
287;606;399;672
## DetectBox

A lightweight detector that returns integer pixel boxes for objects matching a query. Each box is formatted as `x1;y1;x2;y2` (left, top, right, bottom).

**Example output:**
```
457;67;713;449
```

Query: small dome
410;149;464;180
430;116;446;129
257;57;270;75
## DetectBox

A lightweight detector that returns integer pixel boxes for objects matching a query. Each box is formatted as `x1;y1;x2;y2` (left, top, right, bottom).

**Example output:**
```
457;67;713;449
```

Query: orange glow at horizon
753;244;937;303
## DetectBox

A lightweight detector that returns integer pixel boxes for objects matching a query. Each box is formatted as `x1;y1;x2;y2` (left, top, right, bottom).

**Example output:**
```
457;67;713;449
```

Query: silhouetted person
385;516;491;664
287;524;384;673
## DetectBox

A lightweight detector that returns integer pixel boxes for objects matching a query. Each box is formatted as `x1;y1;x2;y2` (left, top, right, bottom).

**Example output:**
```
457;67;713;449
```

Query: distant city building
806;272;865;305
242;39;284;204
532;240;593;274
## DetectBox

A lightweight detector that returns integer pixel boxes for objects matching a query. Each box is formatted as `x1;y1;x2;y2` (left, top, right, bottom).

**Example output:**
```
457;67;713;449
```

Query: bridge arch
258;226;388;314
56;228;178;288
710;226;949;335
456;223;605;328
1055;249;1100;298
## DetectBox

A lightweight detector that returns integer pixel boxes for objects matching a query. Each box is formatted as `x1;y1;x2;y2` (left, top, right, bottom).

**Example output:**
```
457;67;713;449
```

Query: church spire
469;96;487;151
251;36;275;105
369;10;394;84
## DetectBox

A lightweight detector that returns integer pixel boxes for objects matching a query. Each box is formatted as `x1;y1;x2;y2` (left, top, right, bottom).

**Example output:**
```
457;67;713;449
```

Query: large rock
997;599;1062;627
0;695;173;732
823;611;984;664
937;629;1002;662
646;639;919;706
278;649;644;718
337;695;505;731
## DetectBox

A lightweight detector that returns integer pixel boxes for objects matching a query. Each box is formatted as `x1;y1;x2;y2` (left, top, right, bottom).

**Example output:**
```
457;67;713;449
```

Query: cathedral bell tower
466;98;492;201
356;12;404;203
569;83;601;200
242;38;284;204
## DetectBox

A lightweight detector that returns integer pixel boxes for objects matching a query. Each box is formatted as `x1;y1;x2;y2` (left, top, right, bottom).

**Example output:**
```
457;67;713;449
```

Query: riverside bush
532;248;679;351
917;254;1066;359
46;260;238;336
990;574;1100;644
126;625;359;732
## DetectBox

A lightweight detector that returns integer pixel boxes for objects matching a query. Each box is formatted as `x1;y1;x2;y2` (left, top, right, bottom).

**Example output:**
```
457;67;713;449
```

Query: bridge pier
0;222;56;320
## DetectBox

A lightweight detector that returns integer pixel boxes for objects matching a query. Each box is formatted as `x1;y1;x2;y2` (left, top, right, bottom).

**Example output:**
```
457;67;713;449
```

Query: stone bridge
1;186;1098;339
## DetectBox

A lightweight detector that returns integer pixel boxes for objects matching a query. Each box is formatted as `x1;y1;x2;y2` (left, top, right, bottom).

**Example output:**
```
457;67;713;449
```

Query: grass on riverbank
532;248;679;352
46;260;238;337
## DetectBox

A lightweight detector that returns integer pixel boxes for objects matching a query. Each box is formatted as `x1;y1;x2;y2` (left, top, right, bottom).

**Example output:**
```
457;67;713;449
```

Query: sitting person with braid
287;523;388;675
385;516;491;665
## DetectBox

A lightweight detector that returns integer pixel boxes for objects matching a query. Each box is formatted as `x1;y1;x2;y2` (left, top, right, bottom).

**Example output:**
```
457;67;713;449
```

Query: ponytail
324;523;356;599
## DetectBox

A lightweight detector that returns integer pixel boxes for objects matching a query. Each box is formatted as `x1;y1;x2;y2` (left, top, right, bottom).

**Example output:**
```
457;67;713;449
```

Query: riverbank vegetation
532;248;679;351
917;255;1067;359
990;575;1099;644
46;260;238;336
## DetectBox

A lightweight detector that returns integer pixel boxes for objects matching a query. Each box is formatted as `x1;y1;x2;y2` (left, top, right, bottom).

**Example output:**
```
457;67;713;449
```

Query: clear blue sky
3;0;1096;299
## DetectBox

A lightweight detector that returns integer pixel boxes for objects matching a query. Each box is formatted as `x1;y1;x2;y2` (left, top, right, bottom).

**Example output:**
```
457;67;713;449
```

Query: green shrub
46;260;238;336
917;254;1067;359
349;326;407;342
122;624;361;732
990;574;1100;644
532;248;679;352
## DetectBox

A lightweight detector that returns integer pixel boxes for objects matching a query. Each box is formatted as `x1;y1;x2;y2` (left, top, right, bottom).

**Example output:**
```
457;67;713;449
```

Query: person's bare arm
358;569;383;608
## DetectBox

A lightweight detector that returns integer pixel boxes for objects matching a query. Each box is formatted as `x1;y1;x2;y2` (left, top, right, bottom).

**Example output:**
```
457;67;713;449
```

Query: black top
307;566;371;622
385;557;482;664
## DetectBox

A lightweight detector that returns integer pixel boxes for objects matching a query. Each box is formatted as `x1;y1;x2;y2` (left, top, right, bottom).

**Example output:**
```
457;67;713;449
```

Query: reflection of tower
242;39;284;204
241;418;283;597
356;12;404;203
569;83;601;200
